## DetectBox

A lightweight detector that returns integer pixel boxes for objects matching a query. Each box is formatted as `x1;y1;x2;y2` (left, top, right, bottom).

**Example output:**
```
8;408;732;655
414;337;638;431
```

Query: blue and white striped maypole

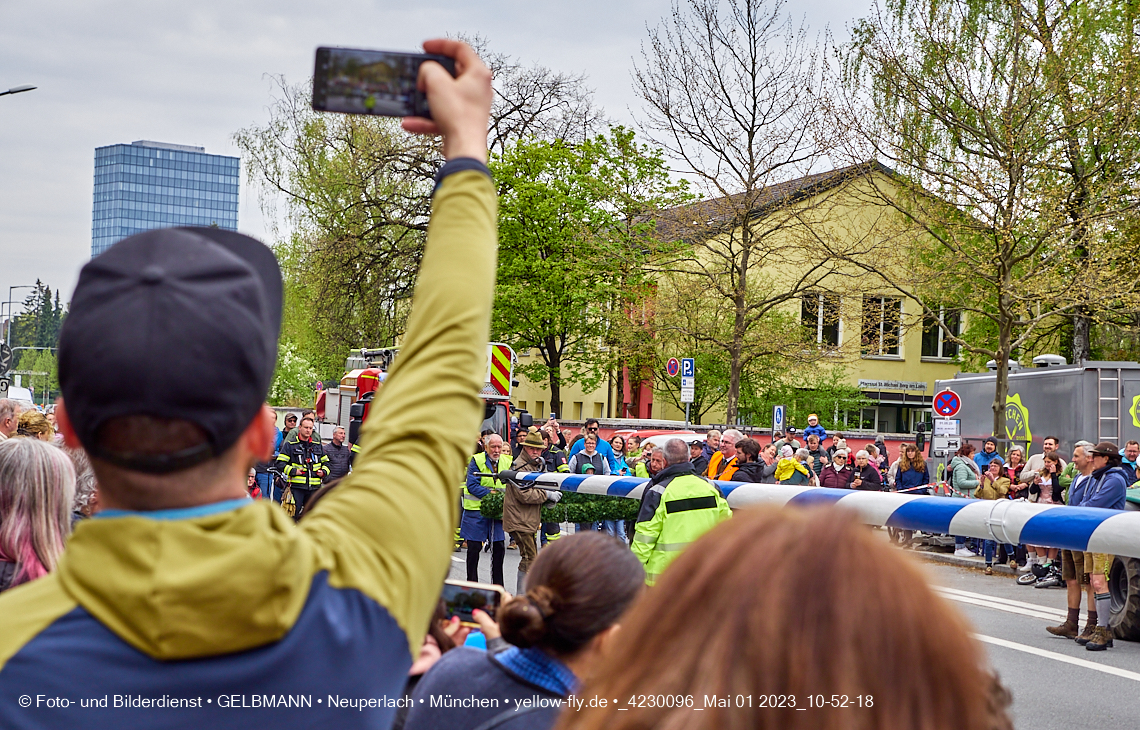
503;471;1140;560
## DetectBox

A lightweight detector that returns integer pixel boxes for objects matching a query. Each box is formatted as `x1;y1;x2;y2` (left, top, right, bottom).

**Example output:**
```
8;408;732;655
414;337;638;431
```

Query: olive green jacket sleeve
300;169;497;655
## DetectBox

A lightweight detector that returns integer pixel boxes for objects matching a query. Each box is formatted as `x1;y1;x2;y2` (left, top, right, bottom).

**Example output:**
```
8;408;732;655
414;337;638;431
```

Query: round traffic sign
934;389;962;418
666;358;680;377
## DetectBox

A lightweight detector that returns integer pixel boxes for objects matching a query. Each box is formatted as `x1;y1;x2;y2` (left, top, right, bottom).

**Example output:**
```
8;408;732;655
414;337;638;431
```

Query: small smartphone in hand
441;579;507;628
312;47;458;118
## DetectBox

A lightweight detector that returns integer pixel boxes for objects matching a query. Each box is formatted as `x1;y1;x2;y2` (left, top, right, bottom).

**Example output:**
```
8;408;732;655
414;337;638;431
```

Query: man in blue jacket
567;418;619;472
0;39;497;730
1078;442;1129;652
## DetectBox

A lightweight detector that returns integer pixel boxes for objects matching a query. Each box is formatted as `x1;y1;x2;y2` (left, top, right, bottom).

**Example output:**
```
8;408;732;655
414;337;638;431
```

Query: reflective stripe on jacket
632;473;731;585
463;452;512;511
276;438;329;489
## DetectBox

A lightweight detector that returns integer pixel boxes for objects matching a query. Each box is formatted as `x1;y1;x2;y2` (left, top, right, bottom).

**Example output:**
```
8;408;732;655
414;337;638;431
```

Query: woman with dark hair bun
403;532;644;730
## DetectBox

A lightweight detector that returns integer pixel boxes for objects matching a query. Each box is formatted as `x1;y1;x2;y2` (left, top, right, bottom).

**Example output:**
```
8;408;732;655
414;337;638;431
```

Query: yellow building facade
511;164;966;434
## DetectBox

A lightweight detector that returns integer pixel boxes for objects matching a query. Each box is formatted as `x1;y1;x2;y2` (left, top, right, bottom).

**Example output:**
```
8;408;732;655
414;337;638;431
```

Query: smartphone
441;579;507;628
312;47;457;118
549;413;558;419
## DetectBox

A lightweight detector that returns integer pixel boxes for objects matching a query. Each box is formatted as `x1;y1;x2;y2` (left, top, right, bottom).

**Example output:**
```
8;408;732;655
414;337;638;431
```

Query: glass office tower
91;140;239;257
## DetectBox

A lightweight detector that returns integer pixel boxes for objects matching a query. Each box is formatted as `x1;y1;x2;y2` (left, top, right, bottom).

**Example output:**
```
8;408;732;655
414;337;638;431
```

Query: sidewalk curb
911;548;1019;575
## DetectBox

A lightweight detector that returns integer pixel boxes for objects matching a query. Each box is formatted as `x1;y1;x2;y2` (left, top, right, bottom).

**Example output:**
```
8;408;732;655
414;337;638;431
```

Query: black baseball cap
58;227;282;473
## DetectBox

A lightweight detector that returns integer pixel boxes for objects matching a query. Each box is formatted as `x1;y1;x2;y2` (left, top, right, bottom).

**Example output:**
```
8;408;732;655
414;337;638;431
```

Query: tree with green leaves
10;280;64;351
490;128;689;412
834;0;1140;439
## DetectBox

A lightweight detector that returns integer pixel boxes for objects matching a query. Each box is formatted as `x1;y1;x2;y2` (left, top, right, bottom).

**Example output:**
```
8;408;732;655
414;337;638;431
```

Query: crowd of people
0;38;1123;728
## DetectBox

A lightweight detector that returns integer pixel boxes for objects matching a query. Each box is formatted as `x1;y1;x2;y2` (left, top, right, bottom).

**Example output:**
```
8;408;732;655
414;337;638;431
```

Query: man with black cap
0;39;496;730
1076;442;1130;651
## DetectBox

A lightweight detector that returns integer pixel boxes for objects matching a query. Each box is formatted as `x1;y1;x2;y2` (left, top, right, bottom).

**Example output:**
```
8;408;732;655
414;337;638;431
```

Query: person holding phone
404;534;644;730
0;39;498;730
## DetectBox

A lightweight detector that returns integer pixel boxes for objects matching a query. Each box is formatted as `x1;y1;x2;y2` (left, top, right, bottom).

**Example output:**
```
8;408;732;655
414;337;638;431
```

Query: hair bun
499;586;557;648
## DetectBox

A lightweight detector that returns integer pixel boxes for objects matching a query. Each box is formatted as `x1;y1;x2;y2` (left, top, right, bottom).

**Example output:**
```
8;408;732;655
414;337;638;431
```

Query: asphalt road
448;531;1140;727
920;558;1140;729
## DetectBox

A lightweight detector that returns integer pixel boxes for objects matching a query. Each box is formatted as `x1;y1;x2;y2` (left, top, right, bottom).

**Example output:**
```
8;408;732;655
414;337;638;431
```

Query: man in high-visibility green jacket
462;434;511;586
632;437;731;585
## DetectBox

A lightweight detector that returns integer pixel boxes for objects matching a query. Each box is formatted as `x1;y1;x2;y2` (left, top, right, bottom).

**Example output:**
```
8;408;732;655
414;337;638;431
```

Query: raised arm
301;39;495;657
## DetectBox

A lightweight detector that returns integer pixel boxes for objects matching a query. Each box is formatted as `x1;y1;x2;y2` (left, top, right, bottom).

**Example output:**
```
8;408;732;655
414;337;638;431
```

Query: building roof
654;160;894;243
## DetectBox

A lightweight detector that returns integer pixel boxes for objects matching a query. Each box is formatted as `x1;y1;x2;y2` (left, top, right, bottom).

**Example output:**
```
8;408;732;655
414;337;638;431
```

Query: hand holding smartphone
312;47;457;118
441;579;508;628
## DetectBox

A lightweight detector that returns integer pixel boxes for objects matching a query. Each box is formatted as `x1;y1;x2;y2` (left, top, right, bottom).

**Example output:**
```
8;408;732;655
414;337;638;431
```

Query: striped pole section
503;471;1140;560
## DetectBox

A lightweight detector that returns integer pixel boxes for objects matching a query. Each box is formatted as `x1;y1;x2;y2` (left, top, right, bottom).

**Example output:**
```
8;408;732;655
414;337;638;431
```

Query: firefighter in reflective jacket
633;438;731;586
462;434;511;587
275;415;329;519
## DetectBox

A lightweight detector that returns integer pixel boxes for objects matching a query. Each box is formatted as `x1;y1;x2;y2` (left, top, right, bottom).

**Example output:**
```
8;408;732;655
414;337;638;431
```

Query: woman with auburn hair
557;507;1011;730
0;438;76;592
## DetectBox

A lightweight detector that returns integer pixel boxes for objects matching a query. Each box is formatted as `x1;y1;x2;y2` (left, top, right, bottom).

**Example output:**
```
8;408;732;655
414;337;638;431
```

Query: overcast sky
0;0;868;310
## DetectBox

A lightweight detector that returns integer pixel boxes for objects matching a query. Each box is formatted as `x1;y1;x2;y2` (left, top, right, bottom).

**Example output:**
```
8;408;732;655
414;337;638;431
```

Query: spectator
688;439;709;475
0;399;21;441
802;413;827;442
774;446;812;485
705;428;741;480
323;425;357;481
804;433;826;477
602;435;629;542
568;433;610;479
391;599;482;730
609;435;631;476
558;508;1013;730
1122;440;1139;473
975;459;1011;575
819;448;854;488
633;439;730;585
1077;443;1130;651
701;430;721;465
506;431;557;592
405;533;644;730
0;39;498;730
1019;435;1066;484
1047;441;1098;642
850;449;882;491
463;434;510;587
872;435;889;471
865;443;886;476
0;438;76;592
826;431;845;458
949;444;982;557
893;444;930;493
1019;452;1064;581
731;439;765;482
1004;446;1026;495
16;410;54;441
974;437;1002;471
511;427;529;457
245;467;261;499
625;434;643;466
566;418;620;472
65;447;99;520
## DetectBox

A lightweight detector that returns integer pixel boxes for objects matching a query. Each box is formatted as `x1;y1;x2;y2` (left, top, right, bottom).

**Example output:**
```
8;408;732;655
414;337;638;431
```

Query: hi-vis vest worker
705;450;739;481
464;451;512;511
633;452;731;586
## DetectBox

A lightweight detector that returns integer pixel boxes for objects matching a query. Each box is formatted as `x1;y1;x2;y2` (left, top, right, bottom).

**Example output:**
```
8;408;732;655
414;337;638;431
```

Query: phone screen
440;582;502;624
312;47;457;118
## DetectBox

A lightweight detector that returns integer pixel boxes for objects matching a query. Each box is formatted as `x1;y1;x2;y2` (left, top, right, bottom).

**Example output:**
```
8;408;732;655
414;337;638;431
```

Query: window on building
517;401;526;413
593;403;604;419
536;401;545;419
921;308;961;359
801;293;840;347
573;402;584;420
861;296;902;356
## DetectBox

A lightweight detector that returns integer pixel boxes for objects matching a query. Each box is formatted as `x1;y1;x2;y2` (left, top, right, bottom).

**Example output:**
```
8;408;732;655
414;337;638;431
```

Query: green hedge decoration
479;489;639;523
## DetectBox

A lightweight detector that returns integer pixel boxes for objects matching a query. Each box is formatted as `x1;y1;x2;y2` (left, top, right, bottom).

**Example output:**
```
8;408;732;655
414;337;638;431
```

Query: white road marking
936;587;1073;622
450;557;464;564
975;635;1140;683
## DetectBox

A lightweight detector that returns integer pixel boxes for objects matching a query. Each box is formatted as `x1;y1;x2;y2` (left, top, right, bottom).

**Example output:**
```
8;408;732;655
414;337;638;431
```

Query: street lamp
5;285;36;348
0;85;36;98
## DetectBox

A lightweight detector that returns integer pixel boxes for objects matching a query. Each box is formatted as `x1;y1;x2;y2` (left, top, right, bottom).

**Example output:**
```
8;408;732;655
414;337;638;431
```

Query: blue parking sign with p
681;358;695;377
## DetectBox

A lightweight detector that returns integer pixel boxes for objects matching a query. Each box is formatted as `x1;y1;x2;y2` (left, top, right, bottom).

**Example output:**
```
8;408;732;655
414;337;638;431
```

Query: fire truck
317;342;532;445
